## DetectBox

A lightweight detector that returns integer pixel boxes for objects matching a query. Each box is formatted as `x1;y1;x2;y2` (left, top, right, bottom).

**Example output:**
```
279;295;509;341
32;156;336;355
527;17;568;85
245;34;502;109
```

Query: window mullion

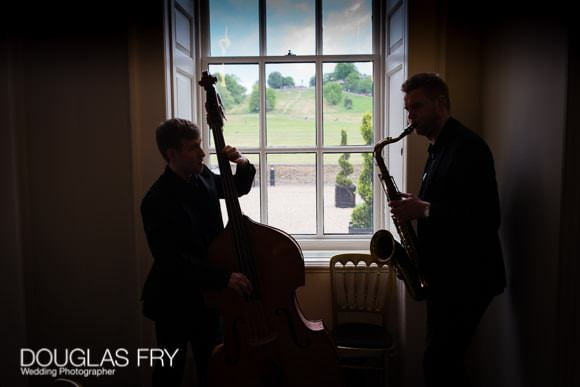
316;0;322;56
259;59;268;224
315;58;324;237
315;0;323;237
259;0;267;224
374;0;385;232
259;0;266;56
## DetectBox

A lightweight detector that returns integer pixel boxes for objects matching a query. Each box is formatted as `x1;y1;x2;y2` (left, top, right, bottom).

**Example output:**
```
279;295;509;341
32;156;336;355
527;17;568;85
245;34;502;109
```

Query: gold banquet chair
329;253;396;387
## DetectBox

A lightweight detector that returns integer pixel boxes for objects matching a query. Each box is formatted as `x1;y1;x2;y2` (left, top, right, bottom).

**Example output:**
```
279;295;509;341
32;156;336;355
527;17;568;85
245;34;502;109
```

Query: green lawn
215;87;373;164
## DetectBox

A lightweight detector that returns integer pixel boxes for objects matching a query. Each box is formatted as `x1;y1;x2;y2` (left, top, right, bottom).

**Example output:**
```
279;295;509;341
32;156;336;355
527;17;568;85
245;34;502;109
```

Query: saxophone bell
370;229;396;263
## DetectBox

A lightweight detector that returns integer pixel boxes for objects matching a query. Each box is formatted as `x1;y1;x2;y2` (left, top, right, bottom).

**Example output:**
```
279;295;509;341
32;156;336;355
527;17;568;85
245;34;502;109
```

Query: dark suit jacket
417;117;506;300
140;162;256;322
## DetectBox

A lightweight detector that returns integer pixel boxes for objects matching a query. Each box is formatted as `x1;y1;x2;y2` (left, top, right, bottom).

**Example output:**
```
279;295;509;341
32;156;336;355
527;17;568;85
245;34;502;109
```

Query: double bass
199;71;344;387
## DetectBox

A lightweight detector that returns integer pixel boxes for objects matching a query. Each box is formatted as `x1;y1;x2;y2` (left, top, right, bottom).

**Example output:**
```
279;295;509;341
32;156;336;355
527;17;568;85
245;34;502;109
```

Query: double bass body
206;217;343;387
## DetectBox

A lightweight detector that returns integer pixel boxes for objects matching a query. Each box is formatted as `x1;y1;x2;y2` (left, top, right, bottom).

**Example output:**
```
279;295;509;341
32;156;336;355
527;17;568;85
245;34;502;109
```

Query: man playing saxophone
388;73;506;387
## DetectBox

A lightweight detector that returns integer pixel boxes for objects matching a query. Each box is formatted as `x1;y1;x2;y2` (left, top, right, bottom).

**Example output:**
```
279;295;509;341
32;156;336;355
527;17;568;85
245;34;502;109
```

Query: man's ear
436;95;447;113
166;148;177;162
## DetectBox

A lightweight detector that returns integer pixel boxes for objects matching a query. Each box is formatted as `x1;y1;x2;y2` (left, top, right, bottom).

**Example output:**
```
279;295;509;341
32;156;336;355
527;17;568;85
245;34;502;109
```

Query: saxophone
370;125;429;301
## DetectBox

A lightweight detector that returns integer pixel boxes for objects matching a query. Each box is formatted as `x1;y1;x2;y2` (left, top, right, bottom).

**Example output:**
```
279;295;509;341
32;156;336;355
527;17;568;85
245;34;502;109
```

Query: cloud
323;0;372;54
267;0;312;13
275;24;316;55
349;1;362;12
218;27;231;55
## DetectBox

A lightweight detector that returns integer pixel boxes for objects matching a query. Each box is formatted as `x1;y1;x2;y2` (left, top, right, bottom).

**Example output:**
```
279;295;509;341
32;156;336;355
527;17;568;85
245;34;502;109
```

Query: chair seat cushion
332;323;393;349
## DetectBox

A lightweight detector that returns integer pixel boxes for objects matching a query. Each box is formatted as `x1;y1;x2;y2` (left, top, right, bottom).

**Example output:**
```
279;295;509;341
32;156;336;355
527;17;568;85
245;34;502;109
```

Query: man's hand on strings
228;272;253;297
223;145;248;165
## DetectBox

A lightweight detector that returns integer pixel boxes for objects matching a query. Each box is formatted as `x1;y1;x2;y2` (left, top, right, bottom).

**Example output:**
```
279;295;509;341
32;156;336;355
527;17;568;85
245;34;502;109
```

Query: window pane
266;63;315;147
209;154;261;224
208;64;259;148
323;62;373;146
266;0;315;56
267;153;316;234
324;152;373;234
209;0;259;56
323;0;372;55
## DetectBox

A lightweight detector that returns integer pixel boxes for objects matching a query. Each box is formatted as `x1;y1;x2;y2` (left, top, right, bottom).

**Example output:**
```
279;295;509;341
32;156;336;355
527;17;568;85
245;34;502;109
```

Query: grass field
218;87;373;147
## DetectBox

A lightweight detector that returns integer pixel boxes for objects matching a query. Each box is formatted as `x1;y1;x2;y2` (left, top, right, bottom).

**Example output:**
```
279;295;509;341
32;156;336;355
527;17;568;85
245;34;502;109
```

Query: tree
323;72;335;84
215;82;235;110
336;130;354;186
334;63;358;81
309;75;316;87
344;71;361;93
282;76;295;88
335;129;356;208
357;75;373;95
324;82;343;105
343;97;353;110
266;88;276;110
224;74;246;104
350;113;373;229
215;73;246;109
248;83;276;113
268;71;283;89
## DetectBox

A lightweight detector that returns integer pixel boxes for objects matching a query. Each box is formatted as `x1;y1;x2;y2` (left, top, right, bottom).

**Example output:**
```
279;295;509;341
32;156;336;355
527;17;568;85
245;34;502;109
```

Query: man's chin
193;165;204;175
415;126;427;136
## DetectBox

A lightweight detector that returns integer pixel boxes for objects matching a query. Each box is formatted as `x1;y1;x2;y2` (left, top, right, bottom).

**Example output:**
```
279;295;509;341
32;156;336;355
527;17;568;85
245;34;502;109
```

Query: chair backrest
330;253;394;327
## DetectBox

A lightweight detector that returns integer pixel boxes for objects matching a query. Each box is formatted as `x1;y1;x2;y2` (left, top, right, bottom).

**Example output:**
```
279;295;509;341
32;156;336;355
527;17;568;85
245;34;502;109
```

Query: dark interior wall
0;37;28;387
2;2;153;385
18;30;138;358
128;2;169;384
472;10;568;387
557;30;580;387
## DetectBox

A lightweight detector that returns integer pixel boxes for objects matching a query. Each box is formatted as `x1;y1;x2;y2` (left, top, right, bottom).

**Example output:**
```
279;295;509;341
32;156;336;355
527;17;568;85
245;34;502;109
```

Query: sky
208;0;373;93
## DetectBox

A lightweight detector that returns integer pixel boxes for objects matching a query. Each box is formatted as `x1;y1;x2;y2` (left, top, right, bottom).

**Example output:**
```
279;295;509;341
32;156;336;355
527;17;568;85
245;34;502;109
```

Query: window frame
195;0;393;251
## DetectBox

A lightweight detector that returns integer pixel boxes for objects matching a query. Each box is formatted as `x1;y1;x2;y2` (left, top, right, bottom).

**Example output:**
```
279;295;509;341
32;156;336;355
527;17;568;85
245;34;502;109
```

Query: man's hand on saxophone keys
388;193;431;222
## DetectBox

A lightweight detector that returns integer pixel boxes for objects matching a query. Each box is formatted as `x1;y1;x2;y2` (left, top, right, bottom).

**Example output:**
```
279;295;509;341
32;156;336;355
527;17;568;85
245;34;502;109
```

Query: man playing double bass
140;118;254;387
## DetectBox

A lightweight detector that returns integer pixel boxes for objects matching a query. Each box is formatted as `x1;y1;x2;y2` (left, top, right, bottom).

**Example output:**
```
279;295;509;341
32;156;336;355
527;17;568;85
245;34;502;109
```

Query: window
174;0;409;251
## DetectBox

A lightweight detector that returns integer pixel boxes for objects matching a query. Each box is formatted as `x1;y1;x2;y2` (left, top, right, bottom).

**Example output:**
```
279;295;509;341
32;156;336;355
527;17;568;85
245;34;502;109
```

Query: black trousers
423;294;493;387
153;318;219;387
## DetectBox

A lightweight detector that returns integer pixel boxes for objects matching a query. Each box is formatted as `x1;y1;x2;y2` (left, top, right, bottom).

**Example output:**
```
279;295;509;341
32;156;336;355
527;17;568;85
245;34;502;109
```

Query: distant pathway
280;88;305;113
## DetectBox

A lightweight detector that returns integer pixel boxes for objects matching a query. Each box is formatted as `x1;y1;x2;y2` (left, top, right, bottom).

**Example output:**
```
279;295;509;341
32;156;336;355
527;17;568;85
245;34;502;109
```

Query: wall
473;12;568;387
405;2;569;387
0;37;29;387
2;2;151;385
128;2;168;385
557;29;580;387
